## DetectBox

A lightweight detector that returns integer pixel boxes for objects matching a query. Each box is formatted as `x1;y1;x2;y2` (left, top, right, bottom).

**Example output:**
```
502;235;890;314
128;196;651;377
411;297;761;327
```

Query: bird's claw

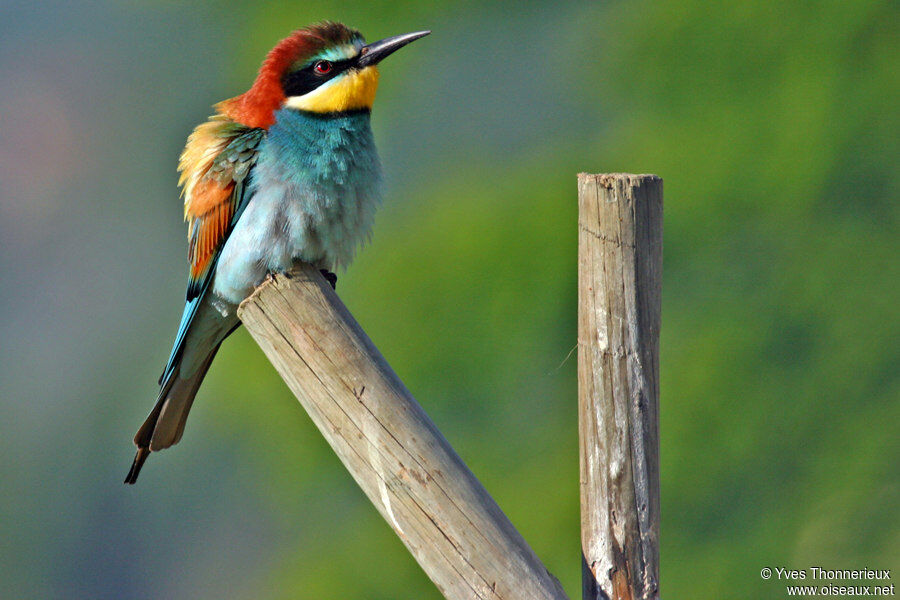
319;269;337;290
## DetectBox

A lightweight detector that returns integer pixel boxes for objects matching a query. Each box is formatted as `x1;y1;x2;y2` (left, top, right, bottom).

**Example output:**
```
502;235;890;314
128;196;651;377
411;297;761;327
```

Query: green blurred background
1;0;896;598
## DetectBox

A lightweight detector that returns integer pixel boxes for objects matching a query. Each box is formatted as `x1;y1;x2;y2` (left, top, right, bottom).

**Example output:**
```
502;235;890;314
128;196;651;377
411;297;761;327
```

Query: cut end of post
578;173;662;192
577;173;661;181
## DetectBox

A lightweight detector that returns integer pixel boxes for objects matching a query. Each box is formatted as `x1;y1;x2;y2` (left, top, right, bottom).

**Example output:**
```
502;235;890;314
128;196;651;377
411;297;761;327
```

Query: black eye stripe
281;55;358;97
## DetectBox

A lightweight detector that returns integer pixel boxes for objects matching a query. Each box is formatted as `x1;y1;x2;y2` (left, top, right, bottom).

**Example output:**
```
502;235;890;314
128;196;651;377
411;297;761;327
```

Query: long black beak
357;30;430;68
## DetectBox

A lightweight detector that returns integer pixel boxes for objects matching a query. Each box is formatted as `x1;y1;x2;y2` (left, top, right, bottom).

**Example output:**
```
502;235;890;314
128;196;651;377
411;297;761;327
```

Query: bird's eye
313;61;332;75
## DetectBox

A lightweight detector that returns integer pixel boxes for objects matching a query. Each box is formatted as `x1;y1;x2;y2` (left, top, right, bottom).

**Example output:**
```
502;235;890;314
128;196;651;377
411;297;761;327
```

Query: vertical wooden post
578;174;662;600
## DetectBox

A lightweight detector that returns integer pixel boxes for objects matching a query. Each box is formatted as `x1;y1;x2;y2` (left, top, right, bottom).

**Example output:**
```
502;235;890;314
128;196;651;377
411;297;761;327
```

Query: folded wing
179;116;265;300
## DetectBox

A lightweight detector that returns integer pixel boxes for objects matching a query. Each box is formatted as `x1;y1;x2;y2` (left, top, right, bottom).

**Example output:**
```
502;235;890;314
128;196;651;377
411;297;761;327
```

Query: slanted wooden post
238;265;568;600
578;174;662;600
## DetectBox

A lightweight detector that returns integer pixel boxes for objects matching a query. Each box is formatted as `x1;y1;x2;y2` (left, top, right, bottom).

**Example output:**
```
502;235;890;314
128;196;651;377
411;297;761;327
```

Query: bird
124;22;430;484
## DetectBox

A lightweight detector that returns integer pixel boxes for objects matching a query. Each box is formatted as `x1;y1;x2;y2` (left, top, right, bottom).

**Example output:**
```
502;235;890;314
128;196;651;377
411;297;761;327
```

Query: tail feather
124;344;221;485
151;345;220;450
124;448;150;485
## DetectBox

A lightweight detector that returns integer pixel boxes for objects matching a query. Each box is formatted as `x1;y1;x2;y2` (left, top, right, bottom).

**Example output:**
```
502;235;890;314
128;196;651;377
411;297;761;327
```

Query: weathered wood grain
238;264;568;600
577;174;662;600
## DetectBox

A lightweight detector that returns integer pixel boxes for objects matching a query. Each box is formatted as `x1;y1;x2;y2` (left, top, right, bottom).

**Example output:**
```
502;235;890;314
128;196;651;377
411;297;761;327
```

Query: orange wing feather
186;178;234;281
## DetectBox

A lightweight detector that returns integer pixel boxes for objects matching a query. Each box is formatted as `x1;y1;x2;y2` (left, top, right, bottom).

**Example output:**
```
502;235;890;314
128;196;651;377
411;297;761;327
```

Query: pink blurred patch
0;73;78;223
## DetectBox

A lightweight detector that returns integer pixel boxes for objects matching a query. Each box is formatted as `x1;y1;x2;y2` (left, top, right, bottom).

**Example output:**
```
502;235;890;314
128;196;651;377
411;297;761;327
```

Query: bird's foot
319;269;337;290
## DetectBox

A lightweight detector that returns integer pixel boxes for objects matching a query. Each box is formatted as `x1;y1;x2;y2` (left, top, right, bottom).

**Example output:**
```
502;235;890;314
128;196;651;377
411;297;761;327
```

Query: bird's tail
124;344;221;484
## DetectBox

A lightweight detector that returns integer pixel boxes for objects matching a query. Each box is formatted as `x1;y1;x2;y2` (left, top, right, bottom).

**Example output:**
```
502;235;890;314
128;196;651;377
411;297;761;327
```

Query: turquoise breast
212;108;383;305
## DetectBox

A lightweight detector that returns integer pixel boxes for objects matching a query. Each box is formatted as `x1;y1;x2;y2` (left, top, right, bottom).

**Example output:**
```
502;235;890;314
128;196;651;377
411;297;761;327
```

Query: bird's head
219;22;429;128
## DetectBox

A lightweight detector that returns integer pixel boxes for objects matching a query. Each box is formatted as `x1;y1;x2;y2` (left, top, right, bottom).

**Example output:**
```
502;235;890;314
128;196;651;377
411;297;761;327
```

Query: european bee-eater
125;22;430;484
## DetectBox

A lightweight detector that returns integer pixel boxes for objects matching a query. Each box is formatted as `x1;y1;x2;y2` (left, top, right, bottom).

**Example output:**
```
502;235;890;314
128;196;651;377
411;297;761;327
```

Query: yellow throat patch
285;66;380;113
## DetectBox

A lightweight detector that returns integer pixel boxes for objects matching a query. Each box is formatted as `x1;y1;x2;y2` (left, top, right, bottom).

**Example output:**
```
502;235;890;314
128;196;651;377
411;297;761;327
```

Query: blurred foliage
0;0;896;598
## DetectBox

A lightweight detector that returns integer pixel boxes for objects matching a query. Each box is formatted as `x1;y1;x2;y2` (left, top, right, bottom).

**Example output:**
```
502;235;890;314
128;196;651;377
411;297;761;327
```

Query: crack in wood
579;223;636;249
